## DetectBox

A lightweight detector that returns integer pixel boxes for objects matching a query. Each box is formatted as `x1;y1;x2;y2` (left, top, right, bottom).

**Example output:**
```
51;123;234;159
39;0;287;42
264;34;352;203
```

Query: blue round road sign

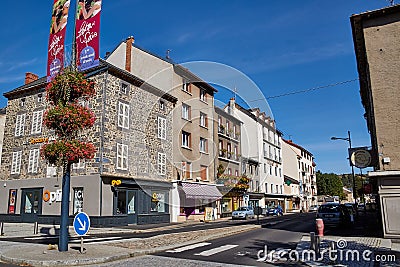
73;212;90;236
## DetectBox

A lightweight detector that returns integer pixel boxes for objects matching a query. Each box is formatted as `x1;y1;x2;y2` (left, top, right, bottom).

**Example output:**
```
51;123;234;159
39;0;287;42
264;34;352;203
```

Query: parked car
232;207;255;220
266;206;283;216
316;203;353;227
308;205;319;212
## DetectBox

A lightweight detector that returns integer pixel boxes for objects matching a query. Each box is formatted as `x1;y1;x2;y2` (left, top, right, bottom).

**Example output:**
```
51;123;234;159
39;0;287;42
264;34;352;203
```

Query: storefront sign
111;180;121;186
73;188;84;214
8;189;17;214
152;192;163;202
30;137;49;144
204;207;214;222
43;189;62;204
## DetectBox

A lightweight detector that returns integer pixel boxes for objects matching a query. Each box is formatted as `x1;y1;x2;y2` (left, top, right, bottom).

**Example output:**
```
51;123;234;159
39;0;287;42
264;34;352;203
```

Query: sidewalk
294;211;400;267
0;219;260;266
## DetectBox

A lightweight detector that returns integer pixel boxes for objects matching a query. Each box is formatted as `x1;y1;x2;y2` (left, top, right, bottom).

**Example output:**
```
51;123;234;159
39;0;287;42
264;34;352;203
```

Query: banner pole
72;0;78;70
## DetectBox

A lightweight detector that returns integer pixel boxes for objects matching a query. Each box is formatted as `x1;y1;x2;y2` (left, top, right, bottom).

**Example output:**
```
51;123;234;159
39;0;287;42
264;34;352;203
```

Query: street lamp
331;131;357;201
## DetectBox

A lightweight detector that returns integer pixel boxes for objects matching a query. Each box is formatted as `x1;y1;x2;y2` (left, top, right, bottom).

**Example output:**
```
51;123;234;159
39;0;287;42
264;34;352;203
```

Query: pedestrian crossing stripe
166;242;211;253
194;244;239;256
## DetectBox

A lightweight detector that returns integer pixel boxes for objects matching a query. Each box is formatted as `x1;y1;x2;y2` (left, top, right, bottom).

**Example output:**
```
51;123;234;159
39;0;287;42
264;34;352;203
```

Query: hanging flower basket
41;140;96;165
43;103;95;137
46;69;95;105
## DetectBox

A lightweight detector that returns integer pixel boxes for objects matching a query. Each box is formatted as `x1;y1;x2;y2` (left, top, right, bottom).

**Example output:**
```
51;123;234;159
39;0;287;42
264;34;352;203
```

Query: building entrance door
21;188;43;223
114;189;137;224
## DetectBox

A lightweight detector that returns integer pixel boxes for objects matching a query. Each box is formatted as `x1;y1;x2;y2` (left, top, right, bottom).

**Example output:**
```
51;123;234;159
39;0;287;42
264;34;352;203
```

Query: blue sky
0;0;390;174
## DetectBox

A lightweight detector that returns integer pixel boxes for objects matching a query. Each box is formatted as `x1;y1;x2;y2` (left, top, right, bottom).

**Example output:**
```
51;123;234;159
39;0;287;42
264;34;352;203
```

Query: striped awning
180;183;223;200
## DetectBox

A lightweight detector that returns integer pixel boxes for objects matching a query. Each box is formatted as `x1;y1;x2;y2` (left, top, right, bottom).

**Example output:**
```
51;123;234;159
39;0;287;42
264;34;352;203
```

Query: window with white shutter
158;152;166;175
11;151;22;174
28;149;40;173
118;102;130;129
31;110;44;134
117;143;128;170
157;117;166;140
14;114;26;137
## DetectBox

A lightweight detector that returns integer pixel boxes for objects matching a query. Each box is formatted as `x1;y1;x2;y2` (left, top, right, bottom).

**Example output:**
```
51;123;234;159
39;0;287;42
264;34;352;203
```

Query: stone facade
0;108;6;167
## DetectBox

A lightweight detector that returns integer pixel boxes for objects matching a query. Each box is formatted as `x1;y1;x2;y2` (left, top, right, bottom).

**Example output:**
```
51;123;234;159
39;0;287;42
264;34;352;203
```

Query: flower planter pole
41;69;96;252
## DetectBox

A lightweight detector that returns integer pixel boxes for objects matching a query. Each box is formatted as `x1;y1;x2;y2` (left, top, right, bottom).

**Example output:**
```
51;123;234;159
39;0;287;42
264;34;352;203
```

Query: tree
316;171;345;199
41;68;96;251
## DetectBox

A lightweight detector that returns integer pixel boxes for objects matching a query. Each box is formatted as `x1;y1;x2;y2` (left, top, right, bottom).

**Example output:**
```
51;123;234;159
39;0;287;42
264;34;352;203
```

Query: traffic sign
73;212;90;236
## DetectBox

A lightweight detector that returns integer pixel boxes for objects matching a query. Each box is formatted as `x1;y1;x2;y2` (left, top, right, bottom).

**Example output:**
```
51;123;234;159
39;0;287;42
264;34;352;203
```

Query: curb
0;224;260;266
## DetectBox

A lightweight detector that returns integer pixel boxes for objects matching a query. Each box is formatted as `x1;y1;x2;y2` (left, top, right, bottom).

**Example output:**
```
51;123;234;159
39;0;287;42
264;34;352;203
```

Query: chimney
25;72;39;85
228;97;235;114
125;36;134;72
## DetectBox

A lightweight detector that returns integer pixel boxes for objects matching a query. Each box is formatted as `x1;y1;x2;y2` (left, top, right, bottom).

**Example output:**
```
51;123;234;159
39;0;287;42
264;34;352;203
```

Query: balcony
218;150;240;163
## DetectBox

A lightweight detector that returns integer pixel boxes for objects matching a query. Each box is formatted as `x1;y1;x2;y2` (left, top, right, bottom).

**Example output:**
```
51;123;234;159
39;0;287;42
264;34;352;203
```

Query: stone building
0;60;177;225
105;37;222;222
214;103;243;217
351;4;400;238
0;107;6;167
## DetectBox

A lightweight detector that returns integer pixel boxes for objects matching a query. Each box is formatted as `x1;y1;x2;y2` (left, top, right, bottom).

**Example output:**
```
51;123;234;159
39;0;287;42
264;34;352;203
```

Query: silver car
232;207;255;220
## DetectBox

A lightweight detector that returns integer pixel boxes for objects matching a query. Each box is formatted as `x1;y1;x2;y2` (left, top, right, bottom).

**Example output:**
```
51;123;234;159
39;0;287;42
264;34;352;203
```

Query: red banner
76;0;102;71
47;0;71;82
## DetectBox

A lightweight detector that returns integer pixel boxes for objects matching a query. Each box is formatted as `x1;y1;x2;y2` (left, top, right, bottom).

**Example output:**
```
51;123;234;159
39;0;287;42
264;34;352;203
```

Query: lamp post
331;131;357;202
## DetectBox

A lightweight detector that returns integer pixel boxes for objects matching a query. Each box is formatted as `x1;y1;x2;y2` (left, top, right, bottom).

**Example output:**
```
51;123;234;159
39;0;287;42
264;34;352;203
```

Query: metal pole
0;222;4;236
348;131;357;201
59;163;71;252
80;236;84;253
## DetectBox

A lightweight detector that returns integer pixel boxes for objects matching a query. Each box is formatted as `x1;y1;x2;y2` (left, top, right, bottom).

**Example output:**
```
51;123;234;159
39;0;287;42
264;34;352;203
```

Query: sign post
73;212;90;253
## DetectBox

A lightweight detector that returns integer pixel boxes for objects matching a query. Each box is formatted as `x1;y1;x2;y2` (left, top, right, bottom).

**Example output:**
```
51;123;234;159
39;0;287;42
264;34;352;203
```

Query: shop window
151;192;165;212
73;187;83;214
127;191;135;214
116;189;127;214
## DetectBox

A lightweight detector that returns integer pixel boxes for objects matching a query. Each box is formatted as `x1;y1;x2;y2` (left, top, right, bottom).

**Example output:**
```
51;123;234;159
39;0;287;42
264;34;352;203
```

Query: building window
182;162;192;179
182;131;191;148
157;117;166;140
11;151;22;174
157;152;166;176
159;100;165;111
31;110;44;134
20;98;26;107
200;89;207;102
118;102;130;129
182;79;191;93
15;114;26;137
73;159;85;169
199;137;208;153
264;163;267;173
235;170;239;177
120;82;129;94
182;104;191;120
199;112;208;128
265;183;268;193
200;165;208;181
228;168;232;175
28;149;40;173
37;94;43;103
151;192;165;212
256;181;259;192
116;143;128;170
276;185;279;194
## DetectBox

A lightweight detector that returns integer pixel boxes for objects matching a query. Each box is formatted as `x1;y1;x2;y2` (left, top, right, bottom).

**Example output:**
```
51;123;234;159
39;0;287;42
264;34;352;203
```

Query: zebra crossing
165;242;240;257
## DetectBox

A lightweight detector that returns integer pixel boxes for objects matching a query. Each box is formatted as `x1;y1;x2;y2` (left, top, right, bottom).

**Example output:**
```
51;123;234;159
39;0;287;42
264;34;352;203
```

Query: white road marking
166;242;211;253
194;244;238;256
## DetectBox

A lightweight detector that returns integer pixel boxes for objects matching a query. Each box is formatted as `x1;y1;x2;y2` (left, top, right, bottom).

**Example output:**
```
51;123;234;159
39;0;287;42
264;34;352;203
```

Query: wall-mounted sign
111;180;121;186
349;147;372;168
8;189;17;214
43;189;62;204
30;137;49;144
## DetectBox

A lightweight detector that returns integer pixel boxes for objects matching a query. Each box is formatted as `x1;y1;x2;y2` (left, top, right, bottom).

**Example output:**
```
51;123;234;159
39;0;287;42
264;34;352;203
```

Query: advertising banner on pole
75;0;102;71
47;0;71;82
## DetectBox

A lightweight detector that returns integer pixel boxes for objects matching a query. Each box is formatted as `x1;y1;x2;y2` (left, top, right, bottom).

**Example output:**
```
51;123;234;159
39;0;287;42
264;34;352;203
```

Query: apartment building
351;4;400;238
225;98;285;209
214;105;242;217
0;60;177;225
105;37;221;222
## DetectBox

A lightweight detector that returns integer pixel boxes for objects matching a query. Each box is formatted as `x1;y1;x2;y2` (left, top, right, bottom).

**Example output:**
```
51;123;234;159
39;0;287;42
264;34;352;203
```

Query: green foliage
316;171;345;199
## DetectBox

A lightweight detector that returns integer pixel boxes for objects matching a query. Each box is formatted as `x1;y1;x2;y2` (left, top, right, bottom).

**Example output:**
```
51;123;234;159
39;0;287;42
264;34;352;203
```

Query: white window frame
182;79;190;93
11;151;22;174
199;112;207;128
118;102;130;129
182;131;190;148
200;89;207;102
182;104;190;120
73;159;85;169
199;137;207;153
31;110;44;134
28;149;40;173
157;152;166;176
15;114;26;137
157;117;167;140
116;143;128;170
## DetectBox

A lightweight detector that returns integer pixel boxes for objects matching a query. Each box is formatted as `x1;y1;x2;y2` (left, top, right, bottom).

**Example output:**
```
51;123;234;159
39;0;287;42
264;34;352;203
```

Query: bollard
309;232;316;250
316;218;324;236
0;222;4;236
34;222;38;235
